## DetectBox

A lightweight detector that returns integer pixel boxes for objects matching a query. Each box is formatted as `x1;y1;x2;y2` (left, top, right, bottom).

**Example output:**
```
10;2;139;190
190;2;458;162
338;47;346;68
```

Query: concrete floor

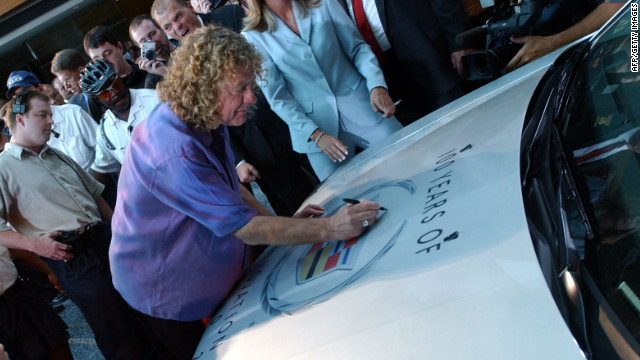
59;298;104;360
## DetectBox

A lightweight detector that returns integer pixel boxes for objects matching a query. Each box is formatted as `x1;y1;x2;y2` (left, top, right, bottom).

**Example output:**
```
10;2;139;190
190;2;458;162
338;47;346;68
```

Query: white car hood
194;51;586;360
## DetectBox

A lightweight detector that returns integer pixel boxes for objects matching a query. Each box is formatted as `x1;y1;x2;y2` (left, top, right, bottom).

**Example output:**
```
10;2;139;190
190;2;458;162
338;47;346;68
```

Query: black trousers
0;279;69;359
45;232;153;360
133;308;206;360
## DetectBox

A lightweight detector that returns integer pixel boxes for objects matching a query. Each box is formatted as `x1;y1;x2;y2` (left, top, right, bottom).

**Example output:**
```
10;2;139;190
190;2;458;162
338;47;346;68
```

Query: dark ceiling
0;0;70;38
0;0;154;97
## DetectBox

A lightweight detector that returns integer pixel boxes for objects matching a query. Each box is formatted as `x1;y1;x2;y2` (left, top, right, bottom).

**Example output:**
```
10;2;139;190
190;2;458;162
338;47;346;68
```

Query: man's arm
505;2;624;71
0;229;72;261
90;169;114;186
233;200;380;246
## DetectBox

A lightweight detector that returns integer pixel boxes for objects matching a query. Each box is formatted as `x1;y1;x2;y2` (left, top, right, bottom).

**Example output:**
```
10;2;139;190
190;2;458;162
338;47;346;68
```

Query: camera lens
145;50;156;61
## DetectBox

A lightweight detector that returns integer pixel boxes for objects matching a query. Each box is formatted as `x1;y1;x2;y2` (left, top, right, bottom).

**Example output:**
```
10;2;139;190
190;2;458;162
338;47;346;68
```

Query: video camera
456;0;545;81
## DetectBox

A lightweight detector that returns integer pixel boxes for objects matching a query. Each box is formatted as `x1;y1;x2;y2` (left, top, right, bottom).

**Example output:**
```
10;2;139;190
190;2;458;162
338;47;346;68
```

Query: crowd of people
0;0;627;358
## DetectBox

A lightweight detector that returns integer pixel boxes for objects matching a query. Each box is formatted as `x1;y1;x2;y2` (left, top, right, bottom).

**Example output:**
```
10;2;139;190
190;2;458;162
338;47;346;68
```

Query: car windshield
564;7;640;341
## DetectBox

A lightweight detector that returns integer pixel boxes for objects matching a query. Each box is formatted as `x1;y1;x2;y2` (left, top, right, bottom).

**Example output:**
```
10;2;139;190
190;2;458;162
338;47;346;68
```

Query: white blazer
243;0;388;154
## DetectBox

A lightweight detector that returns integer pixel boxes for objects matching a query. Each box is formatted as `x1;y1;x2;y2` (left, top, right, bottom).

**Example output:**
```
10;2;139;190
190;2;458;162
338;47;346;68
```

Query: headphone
12;91;29;114
11;91;60;138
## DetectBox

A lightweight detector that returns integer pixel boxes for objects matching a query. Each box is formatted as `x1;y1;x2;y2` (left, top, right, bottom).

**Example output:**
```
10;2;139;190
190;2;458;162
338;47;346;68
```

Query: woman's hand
315;132;348;162
370;87;396;118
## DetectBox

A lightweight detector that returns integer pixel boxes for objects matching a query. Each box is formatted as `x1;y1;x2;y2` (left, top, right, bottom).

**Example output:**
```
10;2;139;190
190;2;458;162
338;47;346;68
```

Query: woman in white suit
243;0;402;180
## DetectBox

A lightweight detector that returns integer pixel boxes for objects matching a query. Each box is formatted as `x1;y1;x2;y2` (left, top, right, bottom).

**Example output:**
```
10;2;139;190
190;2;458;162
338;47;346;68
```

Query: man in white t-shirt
79;59;159;180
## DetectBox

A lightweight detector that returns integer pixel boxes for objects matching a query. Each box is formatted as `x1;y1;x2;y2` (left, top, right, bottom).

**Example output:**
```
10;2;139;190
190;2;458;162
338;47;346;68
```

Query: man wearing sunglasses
80;59;158;185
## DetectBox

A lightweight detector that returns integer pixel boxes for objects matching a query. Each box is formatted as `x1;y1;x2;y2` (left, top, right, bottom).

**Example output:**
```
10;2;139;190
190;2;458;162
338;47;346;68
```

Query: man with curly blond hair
110;25;383;358
151;0;318;216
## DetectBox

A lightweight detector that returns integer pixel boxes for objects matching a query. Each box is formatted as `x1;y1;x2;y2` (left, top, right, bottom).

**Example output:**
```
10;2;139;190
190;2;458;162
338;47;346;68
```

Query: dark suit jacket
123;60;149;90
339;0;471;95
198;4;245;32
227;93;316;215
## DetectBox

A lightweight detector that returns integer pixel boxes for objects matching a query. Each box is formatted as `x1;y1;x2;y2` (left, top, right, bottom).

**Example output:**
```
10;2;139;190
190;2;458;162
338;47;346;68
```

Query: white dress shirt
344;0;391;51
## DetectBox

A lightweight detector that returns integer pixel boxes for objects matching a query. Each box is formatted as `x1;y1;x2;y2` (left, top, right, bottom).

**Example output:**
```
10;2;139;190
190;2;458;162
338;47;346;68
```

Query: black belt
54;221;110;255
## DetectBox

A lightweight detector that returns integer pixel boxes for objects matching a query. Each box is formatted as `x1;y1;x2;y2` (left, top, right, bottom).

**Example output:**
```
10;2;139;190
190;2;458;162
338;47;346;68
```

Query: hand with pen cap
370;87;396;118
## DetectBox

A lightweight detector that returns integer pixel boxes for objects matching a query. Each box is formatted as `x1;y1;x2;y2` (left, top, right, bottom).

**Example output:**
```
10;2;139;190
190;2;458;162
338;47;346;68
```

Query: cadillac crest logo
261;180;415;315
298;238;362;284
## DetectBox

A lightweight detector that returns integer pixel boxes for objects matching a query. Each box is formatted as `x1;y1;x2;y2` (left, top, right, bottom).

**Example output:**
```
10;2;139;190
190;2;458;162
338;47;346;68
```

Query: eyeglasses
96;76;124;101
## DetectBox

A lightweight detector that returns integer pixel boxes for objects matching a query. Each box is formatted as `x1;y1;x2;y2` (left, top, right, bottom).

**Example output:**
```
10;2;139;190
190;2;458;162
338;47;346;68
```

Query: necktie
351;0;387;67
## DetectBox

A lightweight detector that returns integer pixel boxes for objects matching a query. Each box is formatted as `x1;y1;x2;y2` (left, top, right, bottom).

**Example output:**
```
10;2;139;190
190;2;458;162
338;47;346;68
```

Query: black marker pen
342;198;387;211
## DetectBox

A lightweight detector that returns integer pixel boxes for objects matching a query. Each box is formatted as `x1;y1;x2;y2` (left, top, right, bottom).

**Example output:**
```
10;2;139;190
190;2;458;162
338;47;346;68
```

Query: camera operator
505;0;625;71
457;0;607;81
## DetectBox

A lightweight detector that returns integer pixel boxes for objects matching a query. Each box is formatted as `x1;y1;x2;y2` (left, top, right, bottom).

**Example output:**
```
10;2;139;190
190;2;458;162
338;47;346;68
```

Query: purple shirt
110;103;257;321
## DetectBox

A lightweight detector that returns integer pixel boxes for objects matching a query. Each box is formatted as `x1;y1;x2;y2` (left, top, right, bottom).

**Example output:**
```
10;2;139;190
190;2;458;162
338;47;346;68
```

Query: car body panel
194;46;587;359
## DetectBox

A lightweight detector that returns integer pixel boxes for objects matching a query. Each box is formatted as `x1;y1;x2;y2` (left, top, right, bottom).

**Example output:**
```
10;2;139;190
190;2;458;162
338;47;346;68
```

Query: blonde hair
244;0;320;33
157;25;264;130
